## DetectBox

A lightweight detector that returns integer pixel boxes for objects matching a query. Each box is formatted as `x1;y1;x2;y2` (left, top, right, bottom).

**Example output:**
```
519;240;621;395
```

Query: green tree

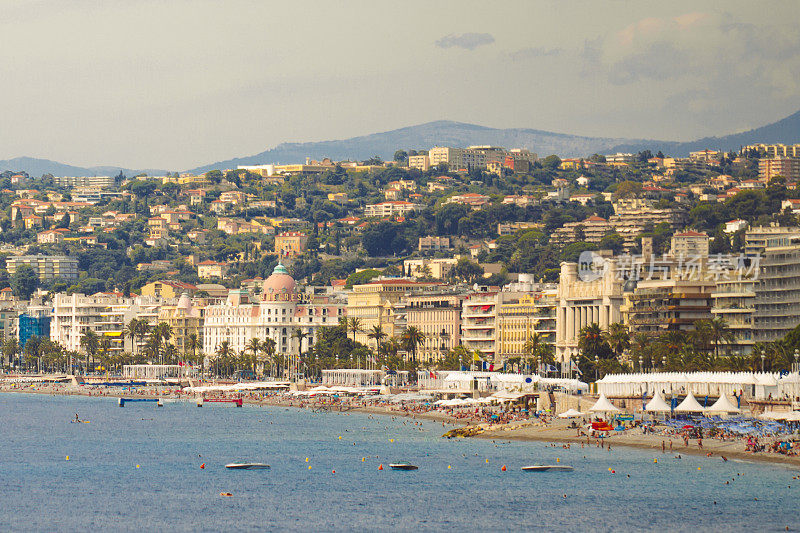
80;330;100;374
367;325;387;357
11;264;39;300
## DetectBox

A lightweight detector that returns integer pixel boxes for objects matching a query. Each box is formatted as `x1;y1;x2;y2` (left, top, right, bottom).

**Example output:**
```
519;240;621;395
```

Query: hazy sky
1;0;799;170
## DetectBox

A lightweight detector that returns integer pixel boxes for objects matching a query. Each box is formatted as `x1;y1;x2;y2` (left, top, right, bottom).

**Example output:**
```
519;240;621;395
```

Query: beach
4;379;800;470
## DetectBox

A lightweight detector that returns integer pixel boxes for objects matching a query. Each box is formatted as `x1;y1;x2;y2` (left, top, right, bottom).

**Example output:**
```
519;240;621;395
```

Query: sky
1;0;799;170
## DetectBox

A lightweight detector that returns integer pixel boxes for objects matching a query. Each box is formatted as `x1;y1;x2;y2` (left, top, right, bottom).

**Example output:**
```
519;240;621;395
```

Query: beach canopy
558;408;584;418
588;393;621;413
644;391;671;412
675;392;705;413
705;394;740;414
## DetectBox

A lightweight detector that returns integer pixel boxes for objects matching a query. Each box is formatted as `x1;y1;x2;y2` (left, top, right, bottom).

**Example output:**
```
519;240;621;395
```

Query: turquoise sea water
0;393;798;532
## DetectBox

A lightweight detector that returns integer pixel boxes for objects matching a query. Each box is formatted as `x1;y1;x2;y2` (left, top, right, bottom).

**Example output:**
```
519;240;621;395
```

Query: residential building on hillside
364;201;420;217
745;143;800;158
274;231;308;257
759;156;800;182
418;236;451;253
6;255;78;281
403;258;458;280
670;231;710;258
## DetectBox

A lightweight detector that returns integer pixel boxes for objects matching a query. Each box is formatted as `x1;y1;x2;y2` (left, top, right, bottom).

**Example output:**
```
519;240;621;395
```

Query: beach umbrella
558;408;584;418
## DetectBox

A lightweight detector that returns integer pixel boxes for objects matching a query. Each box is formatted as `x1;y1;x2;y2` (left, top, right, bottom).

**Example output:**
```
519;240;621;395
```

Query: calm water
0;393;798;532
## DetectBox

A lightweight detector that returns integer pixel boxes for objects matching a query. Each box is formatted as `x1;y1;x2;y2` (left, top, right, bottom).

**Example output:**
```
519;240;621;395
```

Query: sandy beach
4;381;800;469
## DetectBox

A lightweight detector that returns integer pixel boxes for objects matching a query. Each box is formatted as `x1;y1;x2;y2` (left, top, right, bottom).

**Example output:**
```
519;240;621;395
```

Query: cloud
435;32;495;51
608;41;691;85
509;46;563;61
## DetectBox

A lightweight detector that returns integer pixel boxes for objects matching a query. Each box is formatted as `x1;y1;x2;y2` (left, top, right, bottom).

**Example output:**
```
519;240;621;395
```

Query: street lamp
794;349;799;374
661;356;667;372
594;355;599;380
761;353;766;373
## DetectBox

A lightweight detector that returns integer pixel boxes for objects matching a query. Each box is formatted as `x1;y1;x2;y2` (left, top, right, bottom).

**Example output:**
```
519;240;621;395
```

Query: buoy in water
556;458;560;463
308;465;312;470
448;465;452;469
136;465;140;469
305;457;309;462
378;464;384;470
66;456;69;461
220;492;233;497
485;459;489;463
654;458;658;463
332;470;336;474
200;463;205;469
362;457;365;462
390;439;394;443
501;465;507;472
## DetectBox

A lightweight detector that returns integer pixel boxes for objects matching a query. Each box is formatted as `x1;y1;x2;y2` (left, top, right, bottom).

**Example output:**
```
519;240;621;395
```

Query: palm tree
215;341;234;378
185;333;200;366
367;325;386;362
259;338;277;377
401;326;426;365
707;317;734;358
603;322;630;360
80;330;100;375
246;337;262;371
347;317;362;343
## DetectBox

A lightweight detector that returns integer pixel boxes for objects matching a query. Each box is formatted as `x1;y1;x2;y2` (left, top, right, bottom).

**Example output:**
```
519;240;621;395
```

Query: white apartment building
364;201;420;217
50;293;162;354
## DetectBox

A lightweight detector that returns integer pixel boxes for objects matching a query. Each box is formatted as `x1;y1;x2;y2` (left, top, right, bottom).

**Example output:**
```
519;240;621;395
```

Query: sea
0;392;797;532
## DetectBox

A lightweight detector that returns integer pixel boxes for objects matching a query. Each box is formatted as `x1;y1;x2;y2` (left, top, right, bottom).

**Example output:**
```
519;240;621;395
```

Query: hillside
611;109;800;155
0;156;166;178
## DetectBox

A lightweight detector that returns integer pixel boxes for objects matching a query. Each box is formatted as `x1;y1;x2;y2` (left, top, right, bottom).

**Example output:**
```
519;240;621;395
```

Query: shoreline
4;384;800;469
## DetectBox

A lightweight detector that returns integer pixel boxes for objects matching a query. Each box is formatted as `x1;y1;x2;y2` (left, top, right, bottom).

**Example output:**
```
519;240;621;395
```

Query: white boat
521;465;573;472
389;462;419;470
225;462;270;470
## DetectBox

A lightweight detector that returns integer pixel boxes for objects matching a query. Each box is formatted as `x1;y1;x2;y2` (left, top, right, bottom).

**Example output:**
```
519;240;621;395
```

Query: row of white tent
583;392;742;414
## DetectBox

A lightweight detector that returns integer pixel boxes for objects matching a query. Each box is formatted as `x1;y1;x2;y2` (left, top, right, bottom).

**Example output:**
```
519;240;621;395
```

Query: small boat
521;465;574;472
225;462;270;470
389;462;419;471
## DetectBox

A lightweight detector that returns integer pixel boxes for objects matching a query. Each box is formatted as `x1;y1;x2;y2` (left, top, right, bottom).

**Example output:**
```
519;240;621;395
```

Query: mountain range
3;110;799;177
0;156;167;179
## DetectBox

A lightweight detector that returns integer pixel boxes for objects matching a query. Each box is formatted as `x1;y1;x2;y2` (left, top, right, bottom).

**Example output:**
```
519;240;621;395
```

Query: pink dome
263;263;296;294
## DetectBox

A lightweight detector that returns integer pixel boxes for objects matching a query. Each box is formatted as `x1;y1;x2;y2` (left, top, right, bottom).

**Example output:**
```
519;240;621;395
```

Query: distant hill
610;109;800;155
188;121;649;173
5;110;800;176
0;156;166;178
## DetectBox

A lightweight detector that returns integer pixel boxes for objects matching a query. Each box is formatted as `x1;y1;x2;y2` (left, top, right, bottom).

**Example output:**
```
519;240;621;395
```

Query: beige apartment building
274;231;308;257
405;292;465;363
346;279;439;345
670;231;710;258
745;144;800;158
496;292;557;362
759;156;800;182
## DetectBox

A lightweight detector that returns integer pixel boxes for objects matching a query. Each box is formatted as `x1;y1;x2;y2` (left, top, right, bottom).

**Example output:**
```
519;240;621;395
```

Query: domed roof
177;292;192;310
263;262;296;294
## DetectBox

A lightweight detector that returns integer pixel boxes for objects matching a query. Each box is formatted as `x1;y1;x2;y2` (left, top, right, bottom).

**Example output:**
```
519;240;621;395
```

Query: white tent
705;394;740;414
644;391;672;413
588;393;621;413
674;392;705;413
558;408;584;418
